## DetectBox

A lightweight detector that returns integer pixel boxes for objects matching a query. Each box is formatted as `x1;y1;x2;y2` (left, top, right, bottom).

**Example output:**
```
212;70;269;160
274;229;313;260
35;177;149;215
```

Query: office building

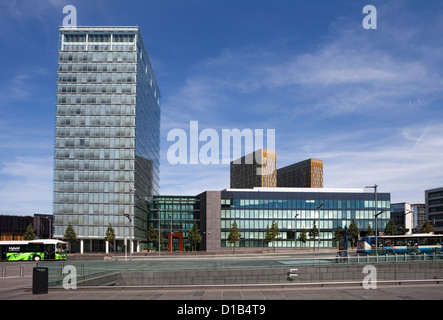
148;196;200;252
277;158;323;188
53;26;161;252
391;203;414;234
200;187;391;251
425;187;443;233
412;203;426;232
230;149;277;189
0;214;52;240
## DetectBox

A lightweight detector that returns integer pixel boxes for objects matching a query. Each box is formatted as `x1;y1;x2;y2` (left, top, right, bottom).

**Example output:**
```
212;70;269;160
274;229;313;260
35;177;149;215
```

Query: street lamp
375;209;388;253
294;213;299;252
317;203;324;252
123;188;136;261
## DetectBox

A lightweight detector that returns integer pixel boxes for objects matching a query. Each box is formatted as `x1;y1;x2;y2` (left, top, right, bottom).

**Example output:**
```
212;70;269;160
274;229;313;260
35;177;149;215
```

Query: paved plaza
2;259;443;300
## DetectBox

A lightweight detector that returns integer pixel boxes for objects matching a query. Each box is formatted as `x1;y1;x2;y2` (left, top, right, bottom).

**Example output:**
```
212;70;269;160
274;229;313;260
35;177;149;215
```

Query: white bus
0;239;67;261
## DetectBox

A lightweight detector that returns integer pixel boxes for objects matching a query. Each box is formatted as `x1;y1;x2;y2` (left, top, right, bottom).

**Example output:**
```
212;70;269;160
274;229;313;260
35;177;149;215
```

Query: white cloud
0;156;53;215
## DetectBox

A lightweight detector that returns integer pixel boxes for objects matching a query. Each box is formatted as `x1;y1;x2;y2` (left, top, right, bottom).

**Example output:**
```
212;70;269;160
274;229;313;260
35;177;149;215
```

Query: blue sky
1;0;443;215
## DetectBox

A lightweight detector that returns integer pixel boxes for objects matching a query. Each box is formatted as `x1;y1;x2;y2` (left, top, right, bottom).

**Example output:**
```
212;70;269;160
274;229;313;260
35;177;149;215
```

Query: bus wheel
33;255;41;261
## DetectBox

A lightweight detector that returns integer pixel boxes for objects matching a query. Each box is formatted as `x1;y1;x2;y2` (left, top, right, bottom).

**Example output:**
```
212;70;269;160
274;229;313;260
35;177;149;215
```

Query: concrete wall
90;261;443;286
199;191;222;252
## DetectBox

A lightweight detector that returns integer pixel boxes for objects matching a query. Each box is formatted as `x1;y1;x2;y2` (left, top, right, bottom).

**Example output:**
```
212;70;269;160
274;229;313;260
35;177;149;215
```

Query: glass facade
219;189;391;248
148;196;200;251
53;27;161;247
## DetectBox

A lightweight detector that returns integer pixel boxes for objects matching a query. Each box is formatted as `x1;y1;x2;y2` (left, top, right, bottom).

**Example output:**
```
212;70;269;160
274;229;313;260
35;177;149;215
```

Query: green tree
366;224;375;236
333;227;342;249
104;223;116;253
23;223;35;240
309;221;319;251
265;219;280;252
347;220;359;249
384;218;398;236
227;220;241;252
187;221;202;251
420;220;435;233
64;223;77;253
298;228;307;249
146;225;158;251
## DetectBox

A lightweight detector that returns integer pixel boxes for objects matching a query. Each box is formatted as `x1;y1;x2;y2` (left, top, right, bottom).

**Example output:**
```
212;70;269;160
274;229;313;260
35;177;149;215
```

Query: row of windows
59;52;137;62
63;33;135;43
223;198;390;210
58;73;136;84
54;192;134;204
58;63;136;73
54;225;132;238
58;84;136;94
54;159;134;171
55;148;134;160
54;169;134;182
221;209;390;220
152;205;199;211
56;127;133;139
57;105;135;116
55;181;134;193
429;206;443;213
63;44;136;51
221;240;335;248
221;231;335;241
57;94;136;105
428;191;443;199
55;137;135;149
429;199;443;206
54;203;132;215
221;218;385;231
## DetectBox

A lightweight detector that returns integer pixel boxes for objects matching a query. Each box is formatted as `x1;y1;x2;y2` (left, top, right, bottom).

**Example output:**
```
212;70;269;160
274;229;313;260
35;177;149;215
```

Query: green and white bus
0;239;67;261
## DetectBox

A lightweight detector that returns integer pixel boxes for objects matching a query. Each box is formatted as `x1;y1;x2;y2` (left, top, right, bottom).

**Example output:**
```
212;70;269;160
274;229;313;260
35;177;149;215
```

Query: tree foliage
23;223;35;240
227;220;241;251
265;219;280;252
187;221;202;251
309;221;318;251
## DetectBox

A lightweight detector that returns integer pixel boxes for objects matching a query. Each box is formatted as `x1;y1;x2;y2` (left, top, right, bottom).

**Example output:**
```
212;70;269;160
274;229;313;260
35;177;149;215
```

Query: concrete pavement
2;261;443;300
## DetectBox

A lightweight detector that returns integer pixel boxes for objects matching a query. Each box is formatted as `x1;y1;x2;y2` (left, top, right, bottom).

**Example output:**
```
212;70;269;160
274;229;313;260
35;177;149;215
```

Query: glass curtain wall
220;190;391;248
54;27;161;251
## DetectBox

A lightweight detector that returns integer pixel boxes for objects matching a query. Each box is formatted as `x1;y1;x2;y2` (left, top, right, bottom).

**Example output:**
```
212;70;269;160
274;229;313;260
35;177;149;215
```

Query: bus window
419;238;428;245
384;239;392;246
394;239;405;246
429;238;440;245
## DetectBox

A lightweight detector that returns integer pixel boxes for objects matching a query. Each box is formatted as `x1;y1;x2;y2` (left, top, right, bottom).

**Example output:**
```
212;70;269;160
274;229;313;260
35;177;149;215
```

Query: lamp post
123;188;136;261
375;209;388;253
169;214;173;253
317;203;324;252
294;213;299;252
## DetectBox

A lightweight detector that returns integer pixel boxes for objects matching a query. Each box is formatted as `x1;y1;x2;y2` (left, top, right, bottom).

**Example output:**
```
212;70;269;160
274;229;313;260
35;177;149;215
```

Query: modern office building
425;187;443;233
148;196;200;252
412;203;426;232
230;149;277;189
391;203;414;234
199;187;391;251
53;26;161;252
277;158;323;188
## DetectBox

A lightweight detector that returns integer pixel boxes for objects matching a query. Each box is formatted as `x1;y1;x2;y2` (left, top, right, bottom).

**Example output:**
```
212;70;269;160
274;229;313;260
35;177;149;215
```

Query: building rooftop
225;187;369;193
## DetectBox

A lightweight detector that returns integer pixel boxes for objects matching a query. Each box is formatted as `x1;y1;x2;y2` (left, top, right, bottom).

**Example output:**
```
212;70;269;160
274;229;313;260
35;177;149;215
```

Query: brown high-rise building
277;158;323;188
230;149;277;189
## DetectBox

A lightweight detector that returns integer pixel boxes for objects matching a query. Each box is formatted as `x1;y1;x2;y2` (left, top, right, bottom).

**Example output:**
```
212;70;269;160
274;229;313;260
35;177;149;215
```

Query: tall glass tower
53;27;161;252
